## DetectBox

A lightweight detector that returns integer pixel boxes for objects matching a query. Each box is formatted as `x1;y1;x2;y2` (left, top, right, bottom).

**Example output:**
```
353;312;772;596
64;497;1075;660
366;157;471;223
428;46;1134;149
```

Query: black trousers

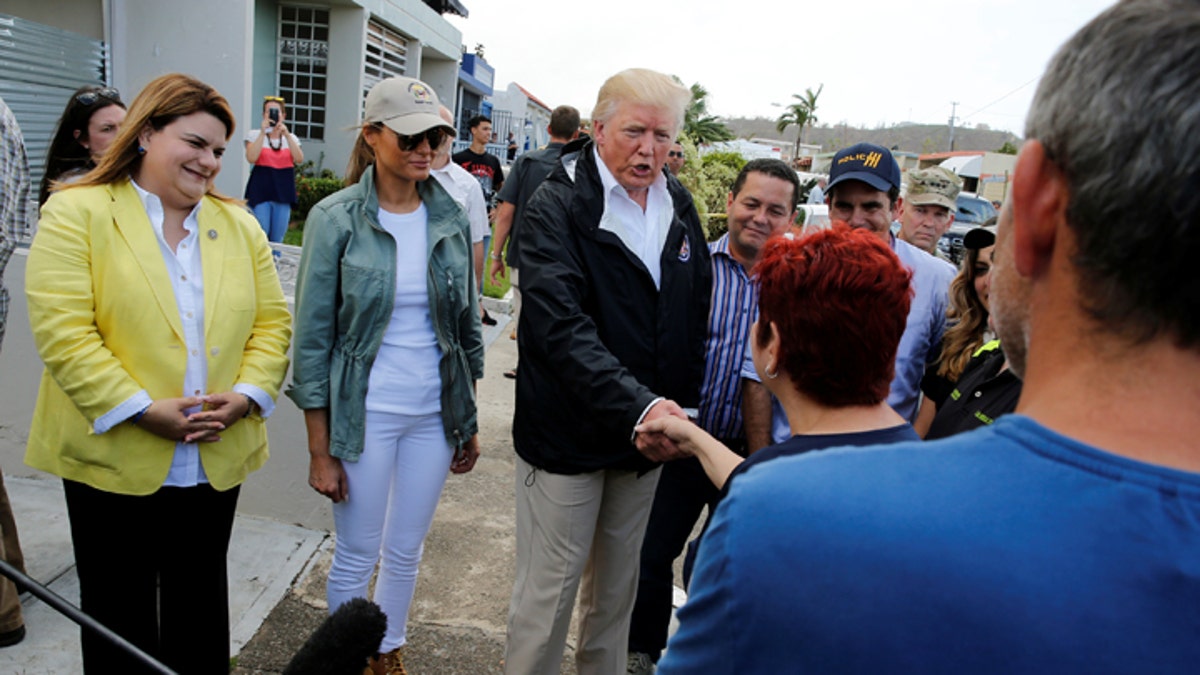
63;479;240;675
627;452;726;661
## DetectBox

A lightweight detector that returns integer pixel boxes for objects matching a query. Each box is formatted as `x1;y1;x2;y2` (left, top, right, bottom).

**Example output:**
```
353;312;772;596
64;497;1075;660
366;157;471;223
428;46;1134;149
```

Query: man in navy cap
822;143;955;421
742;142;954;449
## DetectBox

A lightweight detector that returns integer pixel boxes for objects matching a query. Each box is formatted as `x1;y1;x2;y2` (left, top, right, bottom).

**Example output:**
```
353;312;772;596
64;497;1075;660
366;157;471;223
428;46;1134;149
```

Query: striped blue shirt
697;234;757;439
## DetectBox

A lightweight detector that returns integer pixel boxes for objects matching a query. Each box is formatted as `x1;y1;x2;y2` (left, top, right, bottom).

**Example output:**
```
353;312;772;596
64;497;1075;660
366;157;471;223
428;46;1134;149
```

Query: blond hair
592;69;690;135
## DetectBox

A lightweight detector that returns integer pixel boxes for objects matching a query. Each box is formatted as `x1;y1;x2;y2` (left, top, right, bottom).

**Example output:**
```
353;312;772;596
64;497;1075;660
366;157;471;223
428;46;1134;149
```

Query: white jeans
327;410;453;651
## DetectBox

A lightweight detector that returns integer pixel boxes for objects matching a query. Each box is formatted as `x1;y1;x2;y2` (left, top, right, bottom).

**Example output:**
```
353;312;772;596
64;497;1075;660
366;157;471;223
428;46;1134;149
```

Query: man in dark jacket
489;104;581;372
503;69;711;675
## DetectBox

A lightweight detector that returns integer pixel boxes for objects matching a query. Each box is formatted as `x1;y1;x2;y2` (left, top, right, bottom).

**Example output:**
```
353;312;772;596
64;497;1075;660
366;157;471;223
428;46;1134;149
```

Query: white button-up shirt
592;147;674;289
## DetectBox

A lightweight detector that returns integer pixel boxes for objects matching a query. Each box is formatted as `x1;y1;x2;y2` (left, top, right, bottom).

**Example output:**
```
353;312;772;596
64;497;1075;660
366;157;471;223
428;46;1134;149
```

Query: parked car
937;193;999;265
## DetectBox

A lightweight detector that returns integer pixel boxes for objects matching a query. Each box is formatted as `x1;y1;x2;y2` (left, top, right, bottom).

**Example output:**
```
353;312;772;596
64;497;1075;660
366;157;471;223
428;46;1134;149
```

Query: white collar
129;178;202;233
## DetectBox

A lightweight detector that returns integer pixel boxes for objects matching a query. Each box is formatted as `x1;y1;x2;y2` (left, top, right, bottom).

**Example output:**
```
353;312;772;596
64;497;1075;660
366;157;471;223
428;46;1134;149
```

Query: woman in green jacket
287;76;483;675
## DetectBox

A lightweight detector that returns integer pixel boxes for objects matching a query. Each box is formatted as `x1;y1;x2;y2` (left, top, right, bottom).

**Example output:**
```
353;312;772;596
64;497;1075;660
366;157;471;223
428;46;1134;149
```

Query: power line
959;77;1040;122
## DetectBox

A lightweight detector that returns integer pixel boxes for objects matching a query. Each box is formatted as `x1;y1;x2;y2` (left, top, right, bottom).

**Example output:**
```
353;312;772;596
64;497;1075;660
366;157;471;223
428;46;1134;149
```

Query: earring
137;145;146;155
766;366;778;379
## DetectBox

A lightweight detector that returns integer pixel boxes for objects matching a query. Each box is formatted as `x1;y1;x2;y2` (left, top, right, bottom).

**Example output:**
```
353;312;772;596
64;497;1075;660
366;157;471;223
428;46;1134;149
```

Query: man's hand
137;397;225;443
489;256;507;285
634;399;690;462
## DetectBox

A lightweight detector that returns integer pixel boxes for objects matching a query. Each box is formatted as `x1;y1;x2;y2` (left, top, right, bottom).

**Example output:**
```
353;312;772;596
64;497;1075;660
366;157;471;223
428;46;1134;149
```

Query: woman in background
914;226;996;436
288;75;482;675
26;73;291;673
923;224;1022;440
38;85;127;205
244;94;303;242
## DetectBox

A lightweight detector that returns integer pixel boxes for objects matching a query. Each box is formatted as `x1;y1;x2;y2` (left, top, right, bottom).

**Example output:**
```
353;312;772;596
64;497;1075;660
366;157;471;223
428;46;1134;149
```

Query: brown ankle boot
373;646;406;675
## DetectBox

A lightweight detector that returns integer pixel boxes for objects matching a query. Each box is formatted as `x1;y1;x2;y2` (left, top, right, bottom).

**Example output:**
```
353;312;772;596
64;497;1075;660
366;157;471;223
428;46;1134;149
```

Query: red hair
753;223;912;407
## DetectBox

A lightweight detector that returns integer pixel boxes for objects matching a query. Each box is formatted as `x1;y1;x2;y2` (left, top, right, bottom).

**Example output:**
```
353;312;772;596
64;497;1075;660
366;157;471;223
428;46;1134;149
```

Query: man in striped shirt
627;158;799;673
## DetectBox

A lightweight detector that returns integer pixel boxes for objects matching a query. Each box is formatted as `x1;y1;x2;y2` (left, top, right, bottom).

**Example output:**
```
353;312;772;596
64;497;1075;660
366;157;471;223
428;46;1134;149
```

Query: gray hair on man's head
1025;0;1200;349
592;69;690;136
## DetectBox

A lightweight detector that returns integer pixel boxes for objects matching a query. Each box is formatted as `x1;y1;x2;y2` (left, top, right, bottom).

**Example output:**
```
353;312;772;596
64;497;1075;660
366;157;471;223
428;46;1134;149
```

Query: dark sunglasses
388;126;448;152
668;151;684;158
75;87;121;106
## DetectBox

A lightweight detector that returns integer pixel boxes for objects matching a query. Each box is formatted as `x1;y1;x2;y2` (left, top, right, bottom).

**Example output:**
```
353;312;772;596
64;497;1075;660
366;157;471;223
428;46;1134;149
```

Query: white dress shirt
431;160;489;244
592;147;674;289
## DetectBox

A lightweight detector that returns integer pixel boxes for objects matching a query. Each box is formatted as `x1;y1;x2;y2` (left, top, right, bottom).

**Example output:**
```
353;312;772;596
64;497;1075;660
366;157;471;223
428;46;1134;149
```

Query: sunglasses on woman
388;126;448;152
75;87;121;106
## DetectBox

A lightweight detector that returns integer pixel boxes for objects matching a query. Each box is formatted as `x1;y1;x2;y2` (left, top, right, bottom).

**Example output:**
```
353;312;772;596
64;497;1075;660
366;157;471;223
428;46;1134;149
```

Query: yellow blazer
24;179;292;495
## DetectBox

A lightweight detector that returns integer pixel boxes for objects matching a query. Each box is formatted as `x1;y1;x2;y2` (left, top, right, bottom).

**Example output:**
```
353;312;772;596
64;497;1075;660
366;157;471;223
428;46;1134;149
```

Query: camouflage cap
905;166;962;210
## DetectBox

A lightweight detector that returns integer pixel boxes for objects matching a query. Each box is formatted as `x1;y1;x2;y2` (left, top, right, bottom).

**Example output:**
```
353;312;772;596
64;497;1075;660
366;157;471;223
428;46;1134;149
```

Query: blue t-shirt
721;424;918;500
660;415;1200;673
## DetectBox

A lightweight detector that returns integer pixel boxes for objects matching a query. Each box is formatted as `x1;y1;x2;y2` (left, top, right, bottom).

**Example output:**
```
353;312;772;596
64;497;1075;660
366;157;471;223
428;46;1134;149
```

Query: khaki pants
0;468;26;634
505;456;660;675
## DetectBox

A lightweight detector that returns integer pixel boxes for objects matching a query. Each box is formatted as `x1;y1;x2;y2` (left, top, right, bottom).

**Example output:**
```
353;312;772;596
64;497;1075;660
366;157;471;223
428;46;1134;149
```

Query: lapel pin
208;229;218;240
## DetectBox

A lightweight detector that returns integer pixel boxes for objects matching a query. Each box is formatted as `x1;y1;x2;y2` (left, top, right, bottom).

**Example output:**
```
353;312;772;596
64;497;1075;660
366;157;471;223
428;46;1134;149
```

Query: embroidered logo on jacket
678;234;691;262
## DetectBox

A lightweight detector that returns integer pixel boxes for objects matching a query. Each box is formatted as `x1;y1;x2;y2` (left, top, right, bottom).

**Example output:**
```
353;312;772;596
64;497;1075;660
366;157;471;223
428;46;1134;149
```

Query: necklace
266;132;282;151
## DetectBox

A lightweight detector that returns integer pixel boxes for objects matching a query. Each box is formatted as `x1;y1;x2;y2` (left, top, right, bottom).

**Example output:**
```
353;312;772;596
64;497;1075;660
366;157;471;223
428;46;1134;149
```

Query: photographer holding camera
245;94;304;243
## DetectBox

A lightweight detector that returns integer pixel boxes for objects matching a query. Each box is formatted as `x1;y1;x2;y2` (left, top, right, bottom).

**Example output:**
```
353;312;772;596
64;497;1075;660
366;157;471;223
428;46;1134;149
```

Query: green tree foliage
997;140;1019;155
680;81;735;145
776;84;823;161
678;146;746;240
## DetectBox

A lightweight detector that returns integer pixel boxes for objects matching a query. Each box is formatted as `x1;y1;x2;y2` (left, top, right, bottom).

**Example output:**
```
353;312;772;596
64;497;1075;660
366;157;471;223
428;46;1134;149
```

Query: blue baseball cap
827;142;901;193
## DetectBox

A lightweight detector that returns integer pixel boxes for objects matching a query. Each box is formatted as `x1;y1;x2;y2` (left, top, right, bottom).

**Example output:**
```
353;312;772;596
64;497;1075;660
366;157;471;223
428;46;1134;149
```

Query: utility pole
948;102;959;152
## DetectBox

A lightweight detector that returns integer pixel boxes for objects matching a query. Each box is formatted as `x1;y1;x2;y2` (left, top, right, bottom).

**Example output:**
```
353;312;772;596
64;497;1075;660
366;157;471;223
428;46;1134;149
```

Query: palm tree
681;81;734;145
776;84;823;161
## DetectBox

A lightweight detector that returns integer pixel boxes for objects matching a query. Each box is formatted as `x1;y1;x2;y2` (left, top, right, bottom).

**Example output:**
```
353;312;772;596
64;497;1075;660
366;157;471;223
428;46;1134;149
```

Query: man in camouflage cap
898;166;962;258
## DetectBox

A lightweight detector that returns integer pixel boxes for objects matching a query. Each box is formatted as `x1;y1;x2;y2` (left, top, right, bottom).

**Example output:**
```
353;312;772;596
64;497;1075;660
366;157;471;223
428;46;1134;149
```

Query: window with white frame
363;18;409;102
277;6;330;141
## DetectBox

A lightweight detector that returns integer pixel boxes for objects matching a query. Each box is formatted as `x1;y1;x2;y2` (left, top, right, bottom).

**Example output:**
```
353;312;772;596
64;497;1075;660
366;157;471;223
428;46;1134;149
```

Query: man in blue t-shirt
660;2;1200;672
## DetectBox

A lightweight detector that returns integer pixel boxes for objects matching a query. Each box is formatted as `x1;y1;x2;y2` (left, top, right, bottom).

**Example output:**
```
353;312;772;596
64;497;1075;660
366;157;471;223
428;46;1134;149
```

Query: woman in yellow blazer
25;74;291;674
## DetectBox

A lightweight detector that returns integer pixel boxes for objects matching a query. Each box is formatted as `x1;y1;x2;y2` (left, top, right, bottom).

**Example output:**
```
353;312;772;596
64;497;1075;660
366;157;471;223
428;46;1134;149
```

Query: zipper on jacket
429;262;465;446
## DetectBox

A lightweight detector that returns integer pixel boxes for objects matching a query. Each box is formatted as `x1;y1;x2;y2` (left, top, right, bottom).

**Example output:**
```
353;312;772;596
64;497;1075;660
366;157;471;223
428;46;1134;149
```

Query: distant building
1;0;468;198
490;82;552;159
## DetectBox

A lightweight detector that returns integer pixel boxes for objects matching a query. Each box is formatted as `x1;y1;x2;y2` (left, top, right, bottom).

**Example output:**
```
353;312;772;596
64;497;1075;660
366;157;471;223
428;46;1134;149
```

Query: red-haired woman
637;223;918;496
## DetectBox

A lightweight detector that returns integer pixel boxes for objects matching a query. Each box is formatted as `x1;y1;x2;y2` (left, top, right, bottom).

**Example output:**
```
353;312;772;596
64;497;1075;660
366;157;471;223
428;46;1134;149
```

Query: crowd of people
0;0;1197;672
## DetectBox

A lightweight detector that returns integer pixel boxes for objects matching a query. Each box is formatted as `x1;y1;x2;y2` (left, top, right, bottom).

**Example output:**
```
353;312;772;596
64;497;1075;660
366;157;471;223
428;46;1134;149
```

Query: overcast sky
447;0;1115;137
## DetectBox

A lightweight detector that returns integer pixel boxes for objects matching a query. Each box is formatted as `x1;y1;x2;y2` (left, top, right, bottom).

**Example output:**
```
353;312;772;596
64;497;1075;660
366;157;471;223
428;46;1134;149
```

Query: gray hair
1025;0;1200;348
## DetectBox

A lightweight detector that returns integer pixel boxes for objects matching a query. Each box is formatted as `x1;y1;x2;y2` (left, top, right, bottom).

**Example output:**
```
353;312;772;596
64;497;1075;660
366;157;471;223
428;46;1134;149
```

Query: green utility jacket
287;166;483;460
